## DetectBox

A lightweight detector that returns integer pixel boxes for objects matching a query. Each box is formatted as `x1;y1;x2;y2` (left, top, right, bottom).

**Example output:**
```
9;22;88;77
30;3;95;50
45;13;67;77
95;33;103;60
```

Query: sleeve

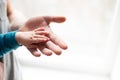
0;31;20;57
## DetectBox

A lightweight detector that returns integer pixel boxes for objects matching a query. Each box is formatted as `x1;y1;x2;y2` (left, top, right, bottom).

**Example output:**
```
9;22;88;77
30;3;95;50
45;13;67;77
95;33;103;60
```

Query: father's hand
19;16;68;57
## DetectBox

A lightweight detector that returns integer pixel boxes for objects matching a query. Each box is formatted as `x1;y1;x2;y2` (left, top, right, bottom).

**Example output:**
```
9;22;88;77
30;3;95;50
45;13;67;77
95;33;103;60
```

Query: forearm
0;31;20;57
7;0;27;31
8;10;27;31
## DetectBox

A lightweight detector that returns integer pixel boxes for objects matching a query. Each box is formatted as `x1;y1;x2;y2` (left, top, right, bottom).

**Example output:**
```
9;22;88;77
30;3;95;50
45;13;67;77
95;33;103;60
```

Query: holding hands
16;27;49;48
19;16;68;57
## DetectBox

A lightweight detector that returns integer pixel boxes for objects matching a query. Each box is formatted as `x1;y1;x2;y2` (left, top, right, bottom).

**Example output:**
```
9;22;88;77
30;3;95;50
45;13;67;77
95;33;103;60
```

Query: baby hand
16;28;49;48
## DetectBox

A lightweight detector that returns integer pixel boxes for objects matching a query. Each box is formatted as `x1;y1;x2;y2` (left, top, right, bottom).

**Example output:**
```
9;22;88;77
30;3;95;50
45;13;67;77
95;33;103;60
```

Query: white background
11;0;120;80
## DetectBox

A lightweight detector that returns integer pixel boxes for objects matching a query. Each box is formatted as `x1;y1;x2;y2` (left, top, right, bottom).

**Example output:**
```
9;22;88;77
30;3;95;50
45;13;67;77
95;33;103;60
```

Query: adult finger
38;45;52;56
27;48;41;57
50;32;68;50
43;16;66;24
44;27;68;50
45;41;62;55
34;27;45;31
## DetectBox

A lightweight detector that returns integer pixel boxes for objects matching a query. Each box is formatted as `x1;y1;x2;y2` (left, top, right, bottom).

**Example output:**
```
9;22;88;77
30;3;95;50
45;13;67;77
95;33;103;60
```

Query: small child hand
16;28;49;48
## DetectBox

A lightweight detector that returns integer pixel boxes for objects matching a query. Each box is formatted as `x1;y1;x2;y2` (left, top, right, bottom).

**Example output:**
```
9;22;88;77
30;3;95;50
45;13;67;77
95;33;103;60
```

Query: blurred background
11;0;120;80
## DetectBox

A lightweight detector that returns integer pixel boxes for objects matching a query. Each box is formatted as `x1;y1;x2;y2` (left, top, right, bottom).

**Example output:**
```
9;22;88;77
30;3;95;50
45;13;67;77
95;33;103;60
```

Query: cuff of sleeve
4;31;20;49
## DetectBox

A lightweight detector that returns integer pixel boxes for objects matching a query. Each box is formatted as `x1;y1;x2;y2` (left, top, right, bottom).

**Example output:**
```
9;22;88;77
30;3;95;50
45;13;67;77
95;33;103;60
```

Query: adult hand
19;16;68;57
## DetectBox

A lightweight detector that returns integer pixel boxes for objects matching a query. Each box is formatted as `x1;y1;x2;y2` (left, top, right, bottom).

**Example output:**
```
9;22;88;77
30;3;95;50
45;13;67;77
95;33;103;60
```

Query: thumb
44;16;66;24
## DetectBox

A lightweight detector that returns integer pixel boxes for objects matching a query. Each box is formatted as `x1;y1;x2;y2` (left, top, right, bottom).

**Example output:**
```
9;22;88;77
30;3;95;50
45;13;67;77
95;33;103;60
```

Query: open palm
19;16;68;57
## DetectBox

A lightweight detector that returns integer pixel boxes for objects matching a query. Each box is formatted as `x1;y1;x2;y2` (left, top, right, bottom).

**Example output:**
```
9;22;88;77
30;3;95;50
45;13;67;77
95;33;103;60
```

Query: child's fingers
31;36;49;43
34;27;45;31
35;31;49;36
33;35;49;40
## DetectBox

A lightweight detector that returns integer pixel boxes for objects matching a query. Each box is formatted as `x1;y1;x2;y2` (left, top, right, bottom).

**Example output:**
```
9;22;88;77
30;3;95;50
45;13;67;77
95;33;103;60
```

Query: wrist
16;31;23;46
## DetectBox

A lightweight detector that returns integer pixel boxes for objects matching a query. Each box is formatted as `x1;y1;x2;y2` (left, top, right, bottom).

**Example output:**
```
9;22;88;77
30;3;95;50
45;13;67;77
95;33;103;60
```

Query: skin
0;1;68;80
7;0;68;57
19;16;68;56
16;28;50;48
